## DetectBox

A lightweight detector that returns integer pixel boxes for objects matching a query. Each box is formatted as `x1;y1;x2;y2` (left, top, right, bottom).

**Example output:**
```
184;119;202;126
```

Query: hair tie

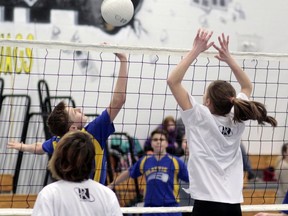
230;97;235;103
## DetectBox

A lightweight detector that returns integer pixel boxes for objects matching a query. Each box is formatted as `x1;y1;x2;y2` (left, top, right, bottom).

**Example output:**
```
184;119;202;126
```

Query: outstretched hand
213;33;232;62
192;29;214;54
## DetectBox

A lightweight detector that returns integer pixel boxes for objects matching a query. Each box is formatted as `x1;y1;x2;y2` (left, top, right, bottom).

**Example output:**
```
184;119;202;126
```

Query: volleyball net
0;39;287;215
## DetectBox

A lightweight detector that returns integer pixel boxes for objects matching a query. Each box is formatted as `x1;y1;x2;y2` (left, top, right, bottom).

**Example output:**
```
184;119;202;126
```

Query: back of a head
48;131;95;182
47;101;71;137
207;80;236;116
281;143;288;158
275;143;288;168
162;116;176;129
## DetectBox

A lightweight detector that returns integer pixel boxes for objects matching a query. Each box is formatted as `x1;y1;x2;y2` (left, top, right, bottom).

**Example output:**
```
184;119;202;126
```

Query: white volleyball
101;0;134;27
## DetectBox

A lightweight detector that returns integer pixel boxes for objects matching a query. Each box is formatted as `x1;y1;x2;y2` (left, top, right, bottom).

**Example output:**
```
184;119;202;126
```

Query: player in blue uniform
8;52;128;184
41;108;114;183
109;128;189;216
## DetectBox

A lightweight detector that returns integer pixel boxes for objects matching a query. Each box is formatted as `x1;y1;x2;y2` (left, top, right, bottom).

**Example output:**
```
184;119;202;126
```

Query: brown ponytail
233;99;277;127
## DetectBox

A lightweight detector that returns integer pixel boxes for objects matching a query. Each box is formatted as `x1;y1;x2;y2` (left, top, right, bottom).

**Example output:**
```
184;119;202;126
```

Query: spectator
275;143;288;203
144;116;183;156
175;118;185;148
179;134;189;164
179;134;194;216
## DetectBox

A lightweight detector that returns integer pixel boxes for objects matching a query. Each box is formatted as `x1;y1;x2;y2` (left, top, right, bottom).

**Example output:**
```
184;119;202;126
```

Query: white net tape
1;38;288;60
1;205;288;215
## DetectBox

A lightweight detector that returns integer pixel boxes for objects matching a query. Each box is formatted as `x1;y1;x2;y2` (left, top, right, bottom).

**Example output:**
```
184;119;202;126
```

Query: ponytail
233;99;277;127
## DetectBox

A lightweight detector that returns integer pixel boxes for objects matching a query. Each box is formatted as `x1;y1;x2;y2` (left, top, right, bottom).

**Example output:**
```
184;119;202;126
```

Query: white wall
134;0;277;53
1;0;288;52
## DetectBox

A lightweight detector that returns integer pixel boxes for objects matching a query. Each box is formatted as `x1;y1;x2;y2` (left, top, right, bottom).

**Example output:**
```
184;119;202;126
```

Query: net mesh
0;39;287;215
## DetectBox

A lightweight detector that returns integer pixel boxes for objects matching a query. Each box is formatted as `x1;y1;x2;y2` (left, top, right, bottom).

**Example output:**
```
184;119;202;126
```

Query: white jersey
180;93;248;204
32;179;123;216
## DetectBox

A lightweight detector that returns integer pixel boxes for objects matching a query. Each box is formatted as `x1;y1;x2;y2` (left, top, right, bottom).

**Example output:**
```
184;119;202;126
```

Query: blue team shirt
42;109;115;184
129;154;189;216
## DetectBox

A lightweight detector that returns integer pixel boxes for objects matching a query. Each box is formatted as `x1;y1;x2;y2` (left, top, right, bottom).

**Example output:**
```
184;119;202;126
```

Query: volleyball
101;0;134;27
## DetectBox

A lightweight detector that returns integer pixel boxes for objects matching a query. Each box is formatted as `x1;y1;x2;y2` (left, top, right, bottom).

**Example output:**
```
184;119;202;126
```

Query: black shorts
191;199;242;216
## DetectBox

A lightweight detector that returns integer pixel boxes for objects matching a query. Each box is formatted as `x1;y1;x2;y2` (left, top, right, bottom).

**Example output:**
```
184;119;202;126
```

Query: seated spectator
109;128;189;216
144;116;183;156
32;131;122;216
179;134;189;163
175;118;185;147
179;134;194;216
275;143;288;203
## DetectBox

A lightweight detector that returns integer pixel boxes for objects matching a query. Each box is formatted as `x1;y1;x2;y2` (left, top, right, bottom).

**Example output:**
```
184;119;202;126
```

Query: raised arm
108;170;130;190
167;29;214;110
7;141;45;154
213;33;252;97
107;53;128;122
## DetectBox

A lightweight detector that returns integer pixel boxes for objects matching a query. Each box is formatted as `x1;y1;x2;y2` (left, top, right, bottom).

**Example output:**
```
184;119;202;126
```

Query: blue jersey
42;110;115;184
129;154;189;216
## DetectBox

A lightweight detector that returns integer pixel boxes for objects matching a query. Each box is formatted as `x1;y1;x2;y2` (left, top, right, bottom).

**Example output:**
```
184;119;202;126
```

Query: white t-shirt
32;179;123;216
180;93;248;204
